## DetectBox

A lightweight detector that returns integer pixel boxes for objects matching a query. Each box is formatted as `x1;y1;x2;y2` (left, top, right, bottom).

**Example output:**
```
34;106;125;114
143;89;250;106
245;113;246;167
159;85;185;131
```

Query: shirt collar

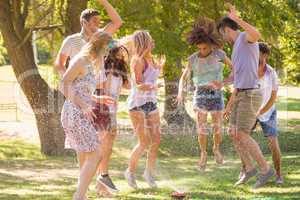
80;30;89;42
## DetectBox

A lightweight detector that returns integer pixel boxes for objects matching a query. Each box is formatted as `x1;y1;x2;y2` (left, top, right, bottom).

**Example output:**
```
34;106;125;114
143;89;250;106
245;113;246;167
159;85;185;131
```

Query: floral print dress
61;58;99;153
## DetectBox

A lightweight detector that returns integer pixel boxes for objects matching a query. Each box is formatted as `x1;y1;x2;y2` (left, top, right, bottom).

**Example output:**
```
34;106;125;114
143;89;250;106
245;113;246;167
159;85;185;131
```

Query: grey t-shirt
232;32;259;89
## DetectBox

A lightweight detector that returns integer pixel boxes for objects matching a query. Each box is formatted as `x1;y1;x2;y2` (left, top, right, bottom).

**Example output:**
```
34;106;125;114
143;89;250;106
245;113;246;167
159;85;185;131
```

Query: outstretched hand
156;55;166;70
81;104;97;123
226;3;239;21
207;81;223;90
174;94;184;106
92;95;116;106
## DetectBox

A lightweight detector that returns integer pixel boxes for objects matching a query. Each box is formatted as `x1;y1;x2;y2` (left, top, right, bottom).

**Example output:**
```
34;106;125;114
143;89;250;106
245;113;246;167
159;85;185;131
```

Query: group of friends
54;1;283;199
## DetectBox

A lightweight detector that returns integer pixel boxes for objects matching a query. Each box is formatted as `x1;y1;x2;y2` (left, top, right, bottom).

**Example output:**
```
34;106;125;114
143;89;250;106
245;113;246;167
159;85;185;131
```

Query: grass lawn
0;137;299;200
0;65;300;199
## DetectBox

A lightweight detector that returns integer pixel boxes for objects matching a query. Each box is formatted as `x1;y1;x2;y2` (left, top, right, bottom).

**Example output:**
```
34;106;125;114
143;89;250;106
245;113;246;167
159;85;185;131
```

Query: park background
0;0;299;199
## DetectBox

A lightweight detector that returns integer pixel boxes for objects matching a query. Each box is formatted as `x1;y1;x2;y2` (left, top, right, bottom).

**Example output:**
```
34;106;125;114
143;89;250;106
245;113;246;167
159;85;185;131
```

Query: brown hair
187;17;223;47
81;31;112;70
104;45;130;84
259;42;271;55
80;9;100;22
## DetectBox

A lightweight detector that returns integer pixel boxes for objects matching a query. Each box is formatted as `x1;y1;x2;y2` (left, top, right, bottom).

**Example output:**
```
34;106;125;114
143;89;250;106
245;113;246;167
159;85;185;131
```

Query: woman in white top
124;30;165;189
94;45;131;196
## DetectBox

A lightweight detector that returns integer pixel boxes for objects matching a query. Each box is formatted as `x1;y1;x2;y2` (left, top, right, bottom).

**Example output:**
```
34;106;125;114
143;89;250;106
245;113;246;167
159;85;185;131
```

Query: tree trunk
163;59;195;130
65;0;88;36
0;1;65;155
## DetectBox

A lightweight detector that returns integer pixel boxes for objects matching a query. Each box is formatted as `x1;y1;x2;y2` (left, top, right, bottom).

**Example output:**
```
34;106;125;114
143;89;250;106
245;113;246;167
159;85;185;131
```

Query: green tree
0;0;87;156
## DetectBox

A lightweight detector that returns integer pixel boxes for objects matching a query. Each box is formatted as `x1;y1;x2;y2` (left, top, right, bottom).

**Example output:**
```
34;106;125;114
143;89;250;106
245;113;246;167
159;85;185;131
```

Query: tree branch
33;24;64;31
21;0;30;27
17;2;55;48
12;0;24;39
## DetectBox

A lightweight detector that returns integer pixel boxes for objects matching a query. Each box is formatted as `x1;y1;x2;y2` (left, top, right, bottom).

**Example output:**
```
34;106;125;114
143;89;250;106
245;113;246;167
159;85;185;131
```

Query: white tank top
127;61;160;109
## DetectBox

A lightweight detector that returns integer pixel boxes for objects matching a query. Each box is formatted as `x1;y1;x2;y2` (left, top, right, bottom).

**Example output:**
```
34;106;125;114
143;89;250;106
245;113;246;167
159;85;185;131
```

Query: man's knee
228;126;237;139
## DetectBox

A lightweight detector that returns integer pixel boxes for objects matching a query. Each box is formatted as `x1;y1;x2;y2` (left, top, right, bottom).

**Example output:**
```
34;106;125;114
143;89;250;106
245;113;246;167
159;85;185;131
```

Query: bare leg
268;136;282;177
96;130;117;196
74;149;101;200
211;111;224;164
97;130;117;175
236;131;270;174
196;110;208;168
128;111;149;173
229;125;255;172
77;153;86;169
145;111;161;175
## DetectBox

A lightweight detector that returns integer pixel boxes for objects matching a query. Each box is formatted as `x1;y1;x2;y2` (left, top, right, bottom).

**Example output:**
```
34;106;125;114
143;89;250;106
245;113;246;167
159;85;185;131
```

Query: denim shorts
193;87;224;112
129;102;158;116
256;110;278;137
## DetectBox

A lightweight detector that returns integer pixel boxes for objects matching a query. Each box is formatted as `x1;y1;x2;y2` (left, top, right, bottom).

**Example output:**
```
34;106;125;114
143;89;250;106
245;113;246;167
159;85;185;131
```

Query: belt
236;88;259;92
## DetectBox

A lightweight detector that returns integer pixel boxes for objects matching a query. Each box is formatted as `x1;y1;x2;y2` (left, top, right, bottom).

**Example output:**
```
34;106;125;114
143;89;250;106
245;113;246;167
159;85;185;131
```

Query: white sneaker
124;169;138;189
143;170;157;188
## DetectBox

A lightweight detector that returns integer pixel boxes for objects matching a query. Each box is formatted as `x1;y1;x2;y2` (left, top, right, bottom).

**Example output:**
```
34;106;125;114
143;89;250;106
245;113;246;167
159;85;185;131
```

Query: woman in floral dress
60;31;115;200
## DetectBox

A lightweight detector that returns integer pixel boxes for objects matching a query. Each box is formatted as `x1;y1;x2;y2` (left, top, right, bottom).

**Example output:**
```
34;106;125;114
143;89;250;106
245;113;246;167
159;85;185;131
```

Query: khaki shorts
230;89;262;134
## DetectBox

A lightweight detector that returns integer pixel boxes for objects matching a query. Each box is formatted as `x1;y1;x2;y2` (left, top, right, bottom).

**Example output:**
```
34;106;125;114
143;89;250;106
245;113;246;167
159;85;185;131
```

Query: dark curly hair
187;17;223;47
259;42;271;55
104;45;130;85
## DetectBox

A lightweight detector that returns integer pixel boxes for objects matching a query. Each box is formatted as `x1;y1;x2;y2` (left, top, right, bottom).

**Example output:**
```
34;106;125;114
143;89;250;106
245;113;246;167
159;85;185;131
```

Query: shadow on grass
0;138;299;200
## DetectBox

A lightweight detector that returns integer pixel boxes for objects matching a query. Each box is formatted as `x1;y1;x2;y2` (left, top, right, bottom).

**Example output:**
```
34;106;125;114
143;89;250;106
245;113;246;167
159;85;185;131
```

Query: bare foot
96;182;114;198
213;149;224;165
197;152;207;171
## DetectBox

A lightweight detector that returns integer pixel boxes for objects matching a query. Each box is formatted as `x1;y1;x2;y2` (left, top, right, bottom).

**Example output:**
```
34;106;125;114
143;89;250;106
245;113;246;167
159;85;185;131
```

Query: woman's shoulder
69;55;90;72
188;51;199;62
212;49;226;60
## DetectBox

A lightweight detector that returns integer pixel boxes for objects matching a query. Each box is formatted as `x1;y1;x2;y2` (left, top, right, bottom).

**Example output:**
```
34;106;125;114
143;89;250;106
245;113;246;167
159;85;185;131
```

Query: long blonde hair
80;31;112;71
132;30;153;57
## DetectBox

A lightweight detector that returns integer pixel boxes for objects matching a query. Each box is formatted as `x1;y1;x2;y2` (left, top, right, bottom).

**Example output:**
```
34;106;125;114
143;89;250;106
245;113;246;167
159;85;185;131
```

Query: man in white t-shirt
254;42;283;184
55;0;122;77
54;0;122;194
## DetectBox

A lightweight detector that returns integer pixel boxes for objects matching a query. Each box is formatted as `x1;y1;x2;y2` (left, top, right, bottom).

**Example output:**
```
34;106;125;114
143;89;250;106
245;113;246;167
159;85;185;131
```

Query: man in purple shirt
217;5;274;188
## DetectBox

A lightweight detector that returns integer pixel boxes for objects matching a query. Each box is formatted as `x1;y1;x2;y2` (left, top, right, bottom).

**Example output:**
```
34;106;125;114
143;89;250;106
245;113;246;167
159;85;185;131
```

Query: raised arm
98;0;122;35
228;5;261;43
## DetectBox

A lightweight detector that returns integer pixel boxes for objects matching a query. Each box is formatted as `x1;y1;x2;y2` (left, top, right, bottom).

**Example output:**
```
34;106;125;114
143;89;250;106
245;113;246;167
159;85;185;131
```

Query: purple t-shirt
232;32;259;89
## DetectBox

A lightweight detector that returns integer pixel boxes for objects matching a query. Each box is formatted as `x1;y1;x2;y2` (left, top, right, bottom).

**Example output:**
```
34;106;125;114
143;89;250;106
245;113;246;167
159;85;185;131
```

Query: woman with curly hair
176;17;233;171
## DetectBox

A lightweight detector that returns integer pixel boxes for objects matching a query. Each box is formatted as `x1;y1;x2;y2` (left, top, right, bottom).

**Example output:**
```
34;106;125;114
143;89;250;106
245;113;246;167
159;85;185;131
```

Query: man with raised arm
217;5;274;188
55;0;122;77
